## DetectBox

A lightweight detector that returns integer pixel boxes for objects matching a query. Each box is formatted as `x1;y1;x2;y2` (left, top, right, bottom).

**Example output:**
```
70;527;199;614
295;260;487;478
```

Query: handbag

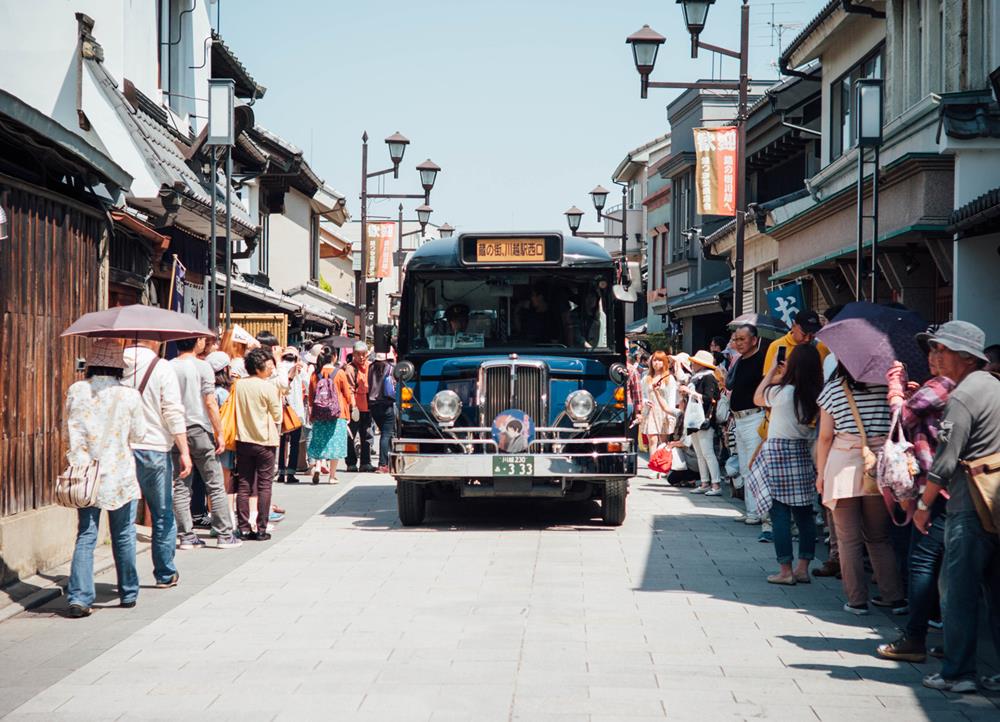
281;403;303;434
715;390;731;424
877;407;919;525
55;393;123;509
648;444;674;474
963;451;1000;536
220;379;238;452
842;380;879;495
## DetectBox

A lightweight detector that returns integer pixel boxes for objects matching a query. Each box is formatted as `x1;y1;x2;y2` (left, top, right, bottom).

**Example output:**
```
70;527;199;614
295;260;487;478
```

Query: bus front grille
478;362;548;436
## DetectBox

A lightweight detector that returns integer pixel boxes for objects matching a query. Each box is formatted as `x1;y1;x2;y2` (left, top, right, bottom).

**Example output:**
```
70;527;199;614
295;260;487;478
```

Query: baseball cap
205;351;231;372
792;310;822;334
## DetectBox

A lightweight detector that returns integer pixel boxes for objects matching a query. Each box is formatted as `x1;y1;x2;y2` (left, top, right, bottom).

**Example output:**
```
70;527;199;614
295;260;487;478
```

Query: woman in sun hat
683;350;723;496
63;339;148;618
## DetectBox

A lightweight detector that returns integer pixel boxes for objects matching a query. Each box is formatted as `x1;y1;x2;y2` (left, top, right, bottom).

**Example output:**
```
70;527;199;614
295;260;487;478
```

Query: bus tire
601;480;627;526
397;480;426;526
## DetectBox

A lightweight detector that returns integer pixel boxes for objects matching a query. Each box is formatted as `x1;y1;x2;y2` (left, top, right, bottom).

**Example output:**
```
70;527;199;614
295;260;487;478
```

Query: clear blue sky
222;0;827;232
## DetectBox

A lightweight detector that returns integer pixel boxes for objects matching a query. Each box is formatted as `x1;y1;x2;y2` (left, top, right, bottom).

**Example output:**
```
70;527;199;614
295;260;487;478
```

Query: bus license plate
492;455;534;476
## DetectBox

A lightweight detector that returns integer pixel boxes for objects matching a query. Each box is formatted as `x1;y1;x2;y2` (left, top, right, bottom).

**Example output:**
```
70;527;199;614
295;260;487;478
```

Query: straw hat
690;350;717;370
671;352;692;371
85;339;126;369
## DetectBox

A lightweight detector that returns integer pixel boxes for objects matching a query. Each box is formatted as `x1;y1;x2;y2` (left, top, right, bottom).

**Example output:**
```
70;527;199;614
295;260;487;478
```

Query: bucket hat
916;320;988;362
85;339;126;369
690;350;717;370
206;351;231;372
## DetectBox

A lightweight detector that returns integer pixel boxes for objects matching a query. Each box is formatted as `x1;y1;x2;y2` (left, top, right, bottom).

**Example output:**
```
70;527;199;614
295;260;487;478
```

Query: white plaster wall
319;257;354;301
954;233;1000;341
267;189;311;294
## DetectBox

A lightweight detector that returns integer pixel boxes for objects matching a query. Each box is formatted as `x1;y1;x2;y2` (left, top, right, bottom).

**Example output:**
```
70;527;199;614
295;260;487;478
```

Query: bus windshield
405;271;614;352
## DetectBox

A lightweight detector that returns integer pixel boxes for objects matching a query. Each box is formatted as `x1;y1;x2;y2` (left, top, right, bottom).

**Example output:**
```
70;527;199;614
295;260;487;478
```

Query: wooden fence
229;313;288;347
0;180;103;517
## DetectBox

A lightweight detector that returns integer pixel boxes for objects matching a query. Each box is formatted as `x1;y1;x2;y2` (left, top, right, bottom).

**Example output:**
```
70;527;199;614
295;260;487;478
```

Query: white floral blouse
63;377;147;510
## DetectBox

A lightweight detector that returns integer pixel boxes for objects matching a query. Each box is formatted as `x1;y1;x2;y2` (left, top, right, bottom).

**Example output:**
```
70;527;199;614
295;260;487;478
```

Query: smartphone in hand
776;346;787;366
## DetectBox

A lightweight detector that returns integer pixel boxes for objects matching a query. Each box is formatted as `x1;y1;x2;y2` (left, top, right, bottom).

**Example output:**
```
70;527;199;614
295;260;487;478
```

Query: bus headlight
565;390;595;423
431;389;462;424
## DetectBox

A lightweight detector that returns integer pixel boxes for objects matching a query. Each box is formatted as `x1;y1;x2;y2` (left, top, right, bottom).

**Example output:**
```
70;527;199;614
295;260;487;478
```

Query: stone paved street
2;470;999;721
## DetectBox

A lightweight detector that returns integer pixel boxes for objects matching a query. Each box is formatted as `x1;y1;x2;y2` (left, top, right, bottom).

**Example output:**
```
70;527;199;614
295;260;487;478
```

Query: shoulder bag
55;392;123;509
281;402;303;435
963;451;1000;537
842;380;880;495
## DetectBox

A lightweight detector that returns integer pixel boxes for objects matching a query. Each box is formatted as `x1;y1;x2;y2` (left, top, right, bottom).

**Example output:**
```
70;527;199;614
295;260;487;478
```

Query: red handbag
648;444;674;474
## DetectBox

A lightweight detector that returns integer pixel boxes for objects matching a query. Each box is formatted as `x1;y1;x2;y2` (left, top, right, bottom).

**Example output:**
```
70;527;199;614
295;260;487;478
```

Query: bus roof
407;232;614;272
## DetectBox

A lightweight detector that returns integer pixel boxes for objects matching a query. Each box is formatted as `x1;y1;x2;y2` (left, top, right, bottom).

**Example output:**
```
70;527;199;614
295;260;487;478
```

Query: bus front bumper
389;450;636;480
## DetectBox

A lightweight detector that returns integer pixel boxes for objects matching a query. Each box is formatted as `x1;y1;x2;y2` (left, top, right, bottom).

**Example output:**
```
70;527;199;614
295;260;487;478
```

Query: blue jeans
941;510;1000;681
770;500;816;565
67;501;139;608
371;402;395;467
134;450;178;584
905;500;946;641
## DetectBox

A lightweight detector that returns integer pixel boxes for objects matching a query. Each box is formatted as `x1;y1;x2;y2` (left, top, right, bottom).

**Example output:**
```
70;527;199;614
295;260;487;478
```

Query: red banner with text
693;127;738;217
365;221;395;280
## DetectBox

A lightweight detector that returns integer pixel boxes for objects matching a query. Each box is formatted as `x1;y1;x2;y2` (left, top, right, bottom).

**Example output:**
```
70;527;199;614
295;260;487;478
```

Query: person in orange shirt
343;341;373;472
306;346;354;484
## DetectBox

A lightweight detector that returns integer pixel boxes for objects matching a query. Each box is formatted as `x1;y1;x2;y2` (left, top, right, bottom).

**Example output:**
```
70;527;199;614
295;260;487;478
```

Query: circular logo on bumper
492;409;535;454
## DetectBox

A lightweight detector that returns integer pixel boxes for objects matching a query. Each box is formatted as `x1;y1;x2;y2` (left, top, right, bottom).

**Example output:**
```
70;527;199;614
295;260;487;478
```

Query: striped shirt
817;379;891;436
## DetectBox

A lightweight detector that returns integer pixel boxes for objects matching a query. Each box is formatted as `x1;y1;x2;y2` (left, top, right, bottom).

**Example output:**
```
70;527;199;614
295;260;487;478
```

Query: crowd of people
61;329;397;618
627;311;1000;695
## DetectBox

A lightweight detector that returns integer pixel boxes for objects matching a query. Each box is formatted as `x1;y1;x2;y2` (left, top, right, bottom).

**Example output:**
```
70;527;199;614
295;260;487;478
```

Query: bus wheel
601;480;627;526
397;480;426;526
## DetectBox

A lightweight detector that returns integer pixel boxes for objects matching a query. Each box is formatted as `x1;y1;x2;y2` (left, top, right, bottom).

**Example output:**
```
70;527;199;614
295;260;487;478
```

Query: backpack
382;369;397;401
877;407;919;525
311;372;341;422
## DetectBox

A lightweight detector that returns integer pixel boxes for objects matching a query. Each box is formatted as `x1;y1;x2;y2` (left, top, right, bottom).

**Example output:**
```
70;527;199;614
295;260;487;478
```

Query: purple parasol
816;302;930;385
61;304;214;342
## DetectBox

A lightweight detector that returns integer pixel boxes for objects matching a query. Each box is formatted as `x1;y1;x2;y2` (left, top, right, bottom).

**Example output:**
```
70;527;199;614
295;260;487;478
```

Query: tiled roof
211;32;266;100
950;186;1000;234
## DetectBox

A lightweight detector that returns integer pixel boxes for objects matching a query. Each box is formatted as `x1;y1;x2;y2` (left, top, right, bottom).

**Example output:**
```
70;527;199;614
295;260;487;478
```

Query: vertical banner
693;127;738;217
165;256;187;359
765;283;806;328
365;221;395;280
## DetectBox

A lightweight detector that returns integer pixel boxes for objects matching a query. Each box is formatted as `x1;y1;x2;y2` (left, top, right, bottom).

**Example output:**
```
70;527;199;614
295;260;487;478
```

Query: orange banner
365;221;395;280
693;127;738;217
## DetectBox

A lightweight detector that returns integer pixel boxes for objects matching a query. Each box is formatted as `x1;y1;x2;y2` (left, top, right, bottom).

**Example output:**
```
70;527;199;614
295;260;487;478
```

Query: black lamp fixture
438;222;454;239
625;25;666;98
677;0;717;58
416;159;441;192
590;185;610;220
385;132;410;177
564;206;584;234
415;204;433;232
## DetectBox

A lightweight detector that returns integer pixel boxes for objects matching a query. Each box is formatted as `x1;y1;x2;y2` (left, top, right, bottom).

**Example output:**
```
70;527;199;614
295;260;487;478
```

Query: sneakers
876;635;927;663
812;560;841;578
177;533;206;550
922;673;977;693
155;572;180;589
928;618;943;630
191;514;212;529
872;596;910;615
980;674;1000;692
345;466;358;473
690;485;710;494
704;487;722;497
758;531;773;543
284;474;300;484
251;531;272;541
733;513;747;523
843;602;870;616
66;604;92;618
360;465;377;473
119;600;137;609
216;533;243;549
743;515;762;525
269;511;285;522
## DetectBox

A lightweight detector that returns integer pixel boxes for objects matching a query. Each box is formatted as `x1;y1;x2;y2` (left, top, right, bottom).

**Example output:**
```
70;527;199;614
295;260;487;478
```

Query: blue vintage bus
390;232;637;526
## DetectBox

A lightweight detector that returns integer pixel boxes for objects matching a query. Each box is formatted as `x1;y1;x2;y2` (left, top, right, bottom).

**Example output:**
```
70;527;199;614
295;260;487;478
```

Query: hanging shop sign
693;127;738;217
765;282;806;328
365;221;395;280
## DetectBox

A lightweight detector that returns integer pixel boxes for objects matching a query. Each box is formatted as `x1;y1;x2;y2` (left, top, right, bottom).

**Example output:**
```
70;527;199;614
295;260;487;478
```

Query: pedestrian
344;340;374;472
640;351;679;459
815;362;905;615
726;324;771;538
206;351;237;506
912;322;1000;694
684;350;723;496
984;343;1000;373
763;309;830;373
63;340;147;617
368;351;397;472
220;327;254;379
232;347;282;541
122;340;190;589
169;337;241;549
277;346;307;483
307;346;352;483
875;354;955;663
747;344;823;584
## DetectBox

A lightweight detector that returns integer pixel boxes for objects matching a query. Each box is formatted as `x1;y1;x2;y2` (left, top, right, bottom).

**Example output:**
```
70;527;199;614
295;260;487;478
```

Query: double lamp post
358;132;440;340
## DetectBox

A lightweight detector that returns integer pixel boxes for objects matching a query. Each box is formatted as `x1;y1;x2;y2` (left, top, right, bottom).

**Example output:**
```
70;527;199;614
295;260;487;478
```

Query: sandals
767;573;796;585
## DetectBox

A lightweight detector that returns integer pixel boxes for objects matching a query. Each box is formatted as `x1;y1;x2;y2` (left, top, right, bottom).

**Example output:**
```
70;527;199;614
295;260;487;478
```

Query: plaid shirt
900;376;955;482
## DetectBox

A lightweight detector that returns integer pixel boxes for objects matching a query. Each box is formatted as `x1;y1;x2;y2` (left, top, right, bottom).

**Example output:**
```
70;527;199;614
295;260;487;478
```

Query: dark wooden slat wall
0;183;102;518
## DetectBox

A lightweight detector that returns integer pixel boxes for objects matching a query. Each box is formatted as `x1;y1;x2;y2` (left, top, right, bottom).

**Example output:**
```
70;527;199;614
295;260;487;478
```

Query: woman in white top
640;351;679;459
64;340;147;617
746;343;824;586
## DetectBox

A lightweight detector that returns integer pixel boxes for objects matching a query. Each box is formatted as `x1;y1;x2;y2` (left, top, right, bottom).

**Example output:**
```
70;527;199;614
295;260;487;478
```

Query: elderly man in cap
911;321;1000;694
344;340;374;472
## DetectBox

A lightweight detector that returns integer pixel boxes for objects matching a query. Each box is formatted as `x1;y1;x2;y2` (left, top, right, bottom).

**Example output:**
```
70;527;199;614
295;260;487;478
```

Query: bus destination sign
475;238;546;263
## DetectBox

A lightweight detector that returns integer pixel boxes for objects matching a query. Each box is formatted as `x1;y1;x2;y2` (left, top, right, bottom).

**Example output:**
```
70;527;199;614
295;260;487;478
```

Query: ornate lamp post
359;131;439;339
856;78;883;302
625;0;750;317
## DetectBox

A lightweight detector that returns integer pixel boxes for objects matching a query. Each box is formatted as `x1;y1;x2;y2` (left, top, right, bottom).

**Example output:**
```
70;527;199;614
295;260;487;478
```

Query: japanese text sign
365;221;395;280
693;127;738;217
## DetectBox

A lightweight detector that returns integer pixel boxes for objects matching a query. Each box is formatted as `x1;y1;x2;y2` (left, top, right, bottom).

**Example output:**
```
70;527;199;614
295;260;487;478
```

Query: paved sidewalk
2;470;998;721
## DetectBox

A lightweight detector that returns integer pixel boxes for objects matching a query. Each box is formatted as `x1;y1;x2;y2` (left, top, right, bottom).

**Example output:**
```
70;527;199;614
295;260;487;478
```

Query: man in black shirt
726;324;770;538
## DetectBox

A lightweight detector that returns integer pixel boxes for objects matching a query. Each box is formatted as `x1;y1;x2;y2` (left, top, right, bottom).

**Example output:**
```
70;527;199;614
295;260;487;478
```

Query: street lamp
358;131;440;339
206;78;236;331
415;204;433;231
564;206;584;234
855;78;883;302
438;223;455;238
625;1;750;318
677;0;716;57
626;25;666;99
590;185;609;220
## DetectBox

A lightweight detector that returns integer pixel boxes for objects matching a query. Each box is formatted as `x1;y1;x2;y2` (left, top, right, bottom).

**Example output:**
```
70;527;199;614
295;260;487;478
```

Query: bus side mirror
613;284;638;303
